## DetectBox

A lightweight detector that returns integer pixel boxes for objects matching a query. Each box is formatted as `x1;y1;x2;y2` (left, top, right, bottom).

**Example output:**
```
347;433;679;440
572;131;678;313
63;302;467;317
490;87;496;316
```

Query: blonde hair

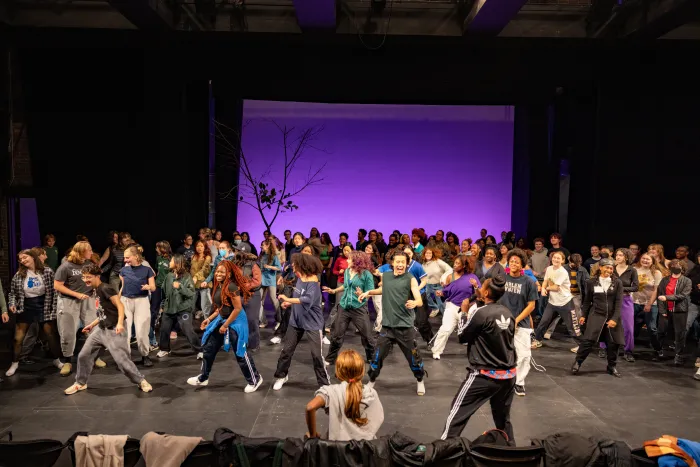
335;350;368;427
67;241;92;265
124;245;143;264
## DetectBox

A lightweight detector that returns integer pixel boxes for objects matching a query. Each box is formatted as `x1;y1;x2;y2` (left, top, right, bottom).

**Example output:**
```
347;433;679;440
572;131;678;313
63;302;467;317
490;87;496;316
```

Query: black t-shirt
95;283;121;329
213;282;240;319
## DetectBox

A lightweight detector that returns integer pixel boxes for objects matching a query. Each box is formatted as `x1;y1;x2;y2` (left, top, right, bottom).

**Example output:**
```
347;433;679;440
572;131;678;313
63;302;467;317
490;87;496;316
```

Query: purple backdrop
238;101;514;248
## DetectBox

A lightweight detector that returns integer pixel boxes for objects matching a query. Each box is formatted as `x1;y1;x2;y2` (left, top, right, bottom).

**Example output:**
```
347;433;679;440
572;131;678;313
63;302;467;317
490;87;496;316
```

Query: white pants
121;296;151;357
514;327;532;386
372;295;383;331
431;301;461;357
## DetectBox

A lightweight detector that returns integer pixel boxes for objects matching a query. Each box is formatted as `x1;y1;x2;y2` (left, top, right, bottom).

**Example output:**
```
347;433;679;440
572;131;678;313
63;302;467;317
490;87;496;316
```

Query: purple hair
349;250;373;275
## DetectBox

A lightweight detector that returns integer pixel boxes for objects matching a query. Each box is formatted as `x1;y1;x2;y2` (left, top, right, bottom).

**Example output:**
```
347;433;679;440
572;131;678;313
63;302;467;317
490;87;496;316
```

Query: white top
544;265;572;306
24;270;46;298
423;259;453;285
632;267;663;306
599;276;612;292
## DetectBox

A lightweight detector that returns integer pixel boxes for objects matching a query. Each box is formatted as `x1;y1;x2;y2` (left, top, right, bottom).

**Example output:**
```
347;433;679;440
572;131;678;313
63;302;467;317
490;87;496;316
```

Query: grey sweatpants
121;296;151;357
57;296;98;359
76;326;144;386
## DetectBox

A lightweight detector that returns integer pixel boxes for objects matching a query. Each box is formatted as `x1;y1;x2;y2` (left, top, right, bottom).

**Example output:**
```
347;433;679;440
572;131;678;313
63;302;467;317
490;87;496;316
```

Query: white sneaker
270;336;282;345
432;353;441;360
156;351;170;358
374;324;382;332
429;310;439;318
197;352;203;360
570;346;579;353
244;376;263;393
53;359;64;369
187;375;209;387
417;380;426;396
324;360;331;366
695;368;700;381
274;323;280;331
6;362;19;377
322;336;330;345
366;380;375;390
273;376;288;390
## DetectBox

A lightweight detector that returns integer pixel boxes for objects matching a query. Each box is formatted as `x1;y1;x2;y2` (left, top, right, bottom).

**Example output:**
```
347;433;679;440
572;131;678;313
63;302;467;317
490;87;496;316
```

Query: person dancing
156;254;203;359
498;249;539;397
64;264;153;395
440;276;516;441
54;241;104;375
323;250;376;365
120;246;156;367
273;253;330;390
187;260;262;392
359;250;426;396
571;258;623;377
4;250;63;377
430;254;480;360
376;245;432;347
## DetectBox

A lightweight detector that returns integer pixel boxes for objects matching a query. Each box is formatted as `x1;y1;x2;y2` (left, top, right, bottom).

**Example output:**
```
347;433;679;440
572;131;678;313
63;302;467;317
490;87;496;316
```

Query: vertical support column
208;80;216;229
213;85;242;237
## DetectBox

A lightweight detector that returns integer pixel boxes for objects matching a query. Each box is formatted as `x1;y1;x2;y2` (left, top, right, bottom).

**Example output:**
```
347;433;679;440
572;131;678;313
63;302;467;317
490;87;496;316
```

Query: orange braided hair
212;260;252;309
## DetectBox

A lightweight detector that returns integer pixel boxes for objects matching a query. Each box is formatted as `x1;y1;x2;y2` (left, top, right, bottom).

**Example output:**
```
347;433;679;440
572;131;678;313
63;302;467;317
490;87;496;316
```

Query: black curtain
18;46;209;263
565;76;700;254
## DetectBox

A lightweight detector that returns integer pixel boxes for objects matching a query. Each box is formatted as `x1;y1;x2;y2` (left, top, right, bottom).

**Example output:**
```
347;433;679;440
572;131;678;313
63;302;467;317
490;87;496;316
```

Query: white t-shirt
599;276;612;292
24;270;46;298
544;265;572;306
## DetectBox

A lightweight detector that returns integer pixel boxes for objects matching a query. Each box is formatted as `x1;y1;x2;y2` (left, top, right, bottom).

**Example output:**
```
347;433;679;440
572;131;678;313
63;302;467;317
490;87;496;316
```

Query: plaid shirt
7;268;57;322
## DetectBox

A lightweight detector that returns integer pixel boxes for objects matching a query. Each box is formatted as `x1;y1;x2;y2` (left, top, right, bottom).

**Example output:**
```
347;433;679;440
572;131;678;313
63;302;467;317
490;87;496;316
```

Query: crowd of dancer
1;226;698;443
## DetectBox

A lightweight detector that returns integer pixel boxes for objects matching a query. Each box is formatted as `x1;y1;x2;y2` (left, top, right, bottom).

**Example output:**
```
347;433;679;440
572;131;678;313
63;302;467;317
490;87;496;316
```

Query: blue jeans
633;303;661;351
425;283;445;314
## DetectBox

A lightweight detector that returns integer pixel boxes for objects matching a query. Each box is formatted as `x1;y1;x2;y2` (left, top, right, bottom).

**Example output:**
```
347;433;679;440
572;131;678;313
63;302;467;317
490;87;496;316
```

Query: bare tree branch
213;118;327;231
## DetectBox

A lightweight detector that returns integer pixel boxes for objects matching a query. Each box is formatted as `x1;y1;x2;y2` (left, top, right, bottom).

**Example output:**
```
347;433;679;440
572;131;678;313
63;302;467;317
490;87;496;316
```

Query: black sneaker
652;350;663;361
142;357;153;368
514;384;526;396
624;352;635;362
674;355;684;366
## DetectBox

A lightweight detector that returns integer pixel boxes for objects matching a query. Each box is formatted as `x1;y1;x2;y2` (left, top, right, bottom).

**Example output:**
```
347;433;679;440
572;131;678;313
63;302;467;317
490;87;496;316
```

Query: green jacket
162;272;196;315
340;269;375;310
155;255;171;288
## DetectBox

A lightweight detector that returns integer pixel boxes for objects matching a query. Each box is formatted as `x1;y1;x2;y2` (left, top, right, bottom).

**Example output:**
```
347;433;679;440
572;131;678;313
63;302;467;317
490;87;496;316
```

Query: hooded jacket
162;272;196;315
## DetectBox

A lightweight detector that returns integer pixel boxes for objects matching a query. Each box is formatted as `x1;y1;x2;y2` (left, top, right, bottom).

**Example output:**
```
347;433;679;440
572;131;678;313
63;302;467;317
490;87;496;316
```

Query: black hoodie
458;302;516;372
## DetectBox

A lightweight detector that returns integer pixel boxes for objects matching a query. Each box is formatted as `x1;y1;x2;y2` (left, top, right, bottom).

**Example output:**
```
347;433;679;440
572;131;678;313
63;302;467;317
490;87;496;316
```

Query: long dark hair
171;253;188;278
262;240;277;265
17;249;45;279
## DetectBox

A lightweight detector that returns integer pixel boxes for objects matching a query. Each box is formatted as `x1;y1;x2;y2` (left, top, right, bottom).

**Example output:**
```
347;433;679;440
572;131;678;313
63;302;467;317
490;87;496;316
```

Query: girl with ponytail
305;349;384;441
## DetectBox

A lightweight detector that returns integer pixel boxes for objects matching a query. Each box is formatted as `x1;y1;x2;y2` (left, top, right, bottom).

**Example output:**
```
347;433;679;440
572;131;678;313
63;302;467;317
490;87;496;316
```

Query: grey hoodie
315;381;384;441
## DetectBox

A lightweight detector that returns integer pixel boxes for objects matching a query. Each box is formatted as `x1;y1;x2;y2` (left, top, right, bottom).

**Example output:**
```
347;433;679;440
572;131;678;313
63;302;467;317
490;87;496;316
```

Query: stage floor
1;325;699;449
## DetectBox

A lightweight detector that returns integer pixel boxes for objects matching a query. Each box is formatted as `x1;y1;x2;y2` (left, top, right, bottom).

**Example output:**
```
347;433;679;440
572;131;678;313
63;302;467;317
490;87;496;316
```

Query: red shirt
666;276;678;312
333;256;349;284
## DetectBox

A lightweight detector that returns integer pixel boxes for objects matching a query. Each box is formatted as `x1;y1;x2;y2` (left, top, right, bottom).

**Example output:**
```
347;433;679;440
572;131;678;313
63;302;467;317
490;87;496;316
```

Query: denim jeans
633;303;660;351
425;283;445;314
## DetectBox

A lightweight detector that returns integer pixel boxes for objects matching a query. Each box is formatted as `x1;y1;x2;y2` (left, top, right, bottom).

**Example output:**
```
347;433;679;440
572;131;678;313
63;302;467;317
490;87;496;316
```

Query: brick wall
0;122;33;287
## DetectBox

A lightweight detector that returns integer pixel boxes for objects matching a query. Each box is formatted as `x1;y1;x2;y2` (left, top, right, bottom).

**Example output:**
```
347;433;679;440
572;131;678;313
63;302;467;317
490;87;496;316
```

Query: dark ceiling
2;0;699;40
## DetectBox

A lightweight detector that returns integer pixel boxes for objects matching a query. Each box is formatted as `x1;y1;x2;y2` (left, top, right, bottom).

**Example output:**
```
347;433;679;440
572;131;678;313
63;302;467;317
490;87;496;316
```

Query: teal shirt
155;255;171;288
339;269;375;310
